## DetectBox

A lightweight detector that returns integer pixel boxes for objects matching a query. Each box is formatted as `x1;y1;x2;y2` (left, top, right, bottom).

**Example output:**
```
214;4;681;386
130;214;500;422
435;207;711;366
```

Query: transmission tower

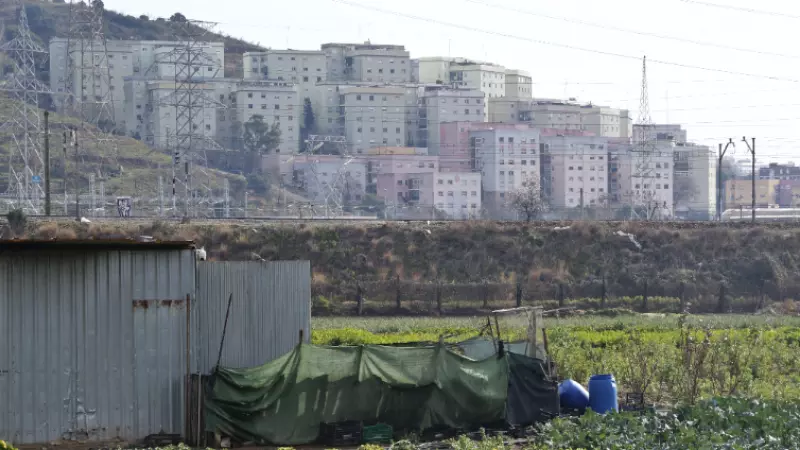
630;55;658;220
62;0;120;214
0;1;51;213
150;19;224;219
301;134;351;216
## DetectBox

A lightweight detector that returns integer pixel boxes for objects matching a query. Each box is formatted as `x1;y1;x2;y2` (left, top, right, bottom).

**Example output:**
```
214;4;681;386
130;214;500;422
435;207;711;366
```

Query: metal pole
62;132;67;215
742;137;756;223
44;111;51;216
717;139;734;221
159;176;164;217
73;130;79;220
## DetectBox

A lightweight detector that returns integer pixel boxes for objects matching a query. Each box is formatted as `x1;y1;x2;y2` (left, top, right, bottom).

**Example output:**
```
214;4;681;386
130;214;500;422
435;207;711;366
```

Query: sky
102;0;800;165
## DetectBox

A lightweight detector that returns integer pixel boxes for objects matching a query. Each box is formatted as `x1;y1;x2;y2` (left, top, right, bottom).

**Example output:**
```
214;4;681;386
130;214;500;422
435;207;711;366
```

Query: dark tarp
505;352;559;425
205;343;509;445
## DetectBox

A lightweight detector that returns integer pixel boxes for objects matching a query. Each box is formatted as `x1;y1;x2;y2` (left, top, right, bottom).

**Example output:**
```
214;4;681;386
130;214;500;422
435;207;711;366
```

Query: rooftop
0;239;196;252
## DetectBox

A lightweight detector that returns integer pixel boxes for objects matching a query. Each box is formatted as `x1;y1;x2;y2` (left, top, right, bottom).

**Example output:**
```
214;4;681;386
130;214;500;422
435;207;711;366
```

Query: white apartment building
488;98;632;138
242;49;326;98
543;135;610;211
448;62;506;120
221;80;301;154
321;42;411;83
129;80;218;150
504;69;532;99
338;85;407;154
420;86;484;154
50;38;224;130
634;124;687;143
469;126;541;219
673;142;716;220
433;172;483;219
611;141;675;219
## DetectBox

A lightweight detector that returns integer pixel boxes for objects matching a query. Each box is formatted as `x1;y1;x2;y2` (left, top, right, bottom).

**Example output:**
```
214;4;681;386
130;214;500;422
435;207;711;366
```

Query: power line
462;0;800;59
330;0;800;83
675;0;800;19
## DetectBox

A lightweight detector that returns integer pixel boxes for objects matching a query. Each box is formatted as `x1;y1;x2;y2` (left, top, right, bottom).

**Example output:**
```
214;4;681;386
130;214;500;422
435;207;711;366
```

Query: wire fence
312;278;786;316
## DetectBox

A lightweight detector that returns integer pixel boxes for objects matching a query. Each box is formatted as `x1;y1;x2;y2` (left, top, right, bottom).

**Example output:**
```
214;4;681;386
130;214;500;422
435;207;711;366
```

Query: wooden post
299;329;305;344
558;283;564;308
601;274;607;309
515;281;523;308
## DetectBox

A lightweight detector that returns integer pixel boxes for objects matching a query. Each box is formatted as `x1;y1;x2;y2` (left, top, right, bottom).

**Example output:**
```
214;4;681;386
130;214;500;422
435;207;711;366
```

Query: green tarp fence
205;343;554;445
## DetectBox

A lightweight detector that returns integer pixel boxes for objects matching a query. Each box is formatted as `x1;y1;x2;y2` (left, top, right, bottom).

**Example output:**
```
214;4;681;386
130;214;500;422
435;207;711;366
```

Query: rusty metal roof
0;238;196;251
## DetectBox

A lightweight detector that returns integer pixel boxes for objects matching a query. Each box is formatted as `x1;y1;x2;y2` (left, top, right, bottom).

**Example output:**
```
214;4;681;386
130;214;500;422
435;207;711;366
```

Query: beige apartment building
322;42;411;83
242;49;326;98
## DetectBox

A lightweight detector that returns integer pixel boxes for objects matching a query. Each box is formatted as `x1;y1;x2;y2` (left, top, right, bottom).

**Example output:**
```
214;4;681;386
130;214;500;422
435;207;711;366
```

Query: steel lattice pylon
60;0;120;216
150;19;224;218
630;55;659;220
0;1;51;213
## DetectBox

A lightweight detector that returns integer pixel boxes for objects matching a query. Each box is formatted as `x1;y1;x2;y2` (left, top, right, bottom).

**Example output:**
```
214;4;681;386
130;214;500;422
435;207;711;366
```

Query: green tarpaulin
205;343;510;445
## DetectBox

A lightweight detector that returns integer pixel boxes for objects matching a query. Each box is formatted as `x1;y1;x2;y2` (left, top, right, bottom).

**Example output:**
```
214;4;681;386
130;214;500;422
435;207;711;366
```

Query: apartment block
504;69;532;99
673;142;716;220
420;86;484;153
611;141;675;218
218;80;301;154
242;49;326;98
724;179;779;210
448;61;506;120
542;135;610;211
469;125;541;218
322;42;411;83
416;56;458;84
489;98;632;138
759;162;800;180
432;172;483;219
126;80;218;150
633;123;687;143
50;38;224;130
338;85;407;153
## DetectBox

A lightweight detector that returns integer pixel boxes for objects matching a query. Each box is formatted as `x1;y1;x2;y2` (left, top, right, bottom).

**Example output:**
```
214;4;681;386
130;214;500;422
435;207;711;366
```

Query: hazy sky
103;0;800;164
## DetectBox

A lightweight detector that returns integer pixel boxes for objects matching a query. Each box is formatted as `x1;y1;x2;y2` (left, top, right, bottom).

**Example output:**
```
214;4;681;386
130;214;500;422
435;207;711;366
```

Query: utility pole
44;111;51;216
741;137;756;223
717;138;735;221
62;132;67;214
579;187;584;219
73;130;79;220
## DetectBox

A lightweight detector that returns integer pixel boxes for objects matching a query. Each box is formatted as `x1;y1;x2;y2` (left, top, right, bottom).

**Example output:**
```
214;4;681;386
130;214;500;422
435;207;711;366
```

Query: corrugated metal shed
195;261;311;371
0;242;196;444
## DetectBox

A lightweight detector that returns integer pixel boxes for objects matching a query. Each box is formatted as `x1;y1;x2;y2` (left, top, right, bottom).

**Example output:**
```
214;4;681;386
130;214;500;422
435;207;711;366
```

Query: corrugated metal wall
195;261;311;371
0;249;196;444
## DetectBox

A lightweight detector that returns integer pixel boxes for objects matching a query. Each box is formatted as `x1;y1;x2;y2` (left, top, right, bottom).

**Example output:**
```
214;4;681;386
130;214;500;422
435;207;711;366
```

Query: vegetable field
312;314;800;404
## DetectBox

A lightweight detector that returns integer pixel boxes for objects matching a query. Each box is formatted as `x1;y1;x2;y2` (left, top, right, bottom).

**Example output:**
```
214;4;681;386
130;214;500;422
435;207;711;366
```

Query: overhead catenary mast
0;1;52;213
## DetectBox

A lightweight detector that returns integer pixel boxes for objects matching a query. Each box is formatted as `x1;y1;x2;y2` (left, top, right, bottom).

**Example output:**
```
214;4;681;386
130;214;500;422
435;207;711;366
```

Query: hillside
5;0;265;78
0;96;247;210
13;219;800;313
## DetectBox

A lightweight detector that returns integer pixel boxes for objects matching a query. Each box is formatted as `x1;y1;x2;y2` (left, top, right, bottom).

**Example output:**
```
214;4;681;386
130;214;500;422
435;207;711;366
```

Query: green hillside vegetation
0;96;246;204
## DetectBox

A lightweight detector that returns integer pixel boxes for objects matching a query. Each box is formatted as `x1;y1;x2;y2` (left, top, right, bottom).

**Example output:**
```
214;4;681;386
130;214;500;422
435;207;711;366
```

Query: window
274;104;280;110
370;127;375;132
447;191;454;196
357;127;362;132
438;191;444;196
396;127;401;133
569;166;574;170
465;109;470;115
461;191;468;196
664;184;669;189
397;180;403;186
509;137;514;143
303;76;309;82
248;104;253;109
438;179;443;184
356;94;362;100
383;127;388;133
369;95;375;101
248;93;253;98
499;137;504;143
317;76;322;82
261;104;267;109
447;179;454;185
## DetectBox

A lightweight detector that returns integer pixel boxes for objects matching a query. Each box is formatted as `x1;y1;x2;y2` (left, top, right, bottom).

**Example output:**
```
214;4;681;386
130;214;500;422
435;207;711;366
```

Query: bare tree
509;174;547;221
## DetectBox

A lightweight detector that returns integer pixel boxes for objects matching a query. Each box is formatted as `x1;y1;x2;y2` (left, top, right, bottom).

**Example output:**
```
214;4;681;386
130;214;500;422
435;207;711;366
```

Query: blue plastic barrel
588;374;618;413
558;379;590;410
